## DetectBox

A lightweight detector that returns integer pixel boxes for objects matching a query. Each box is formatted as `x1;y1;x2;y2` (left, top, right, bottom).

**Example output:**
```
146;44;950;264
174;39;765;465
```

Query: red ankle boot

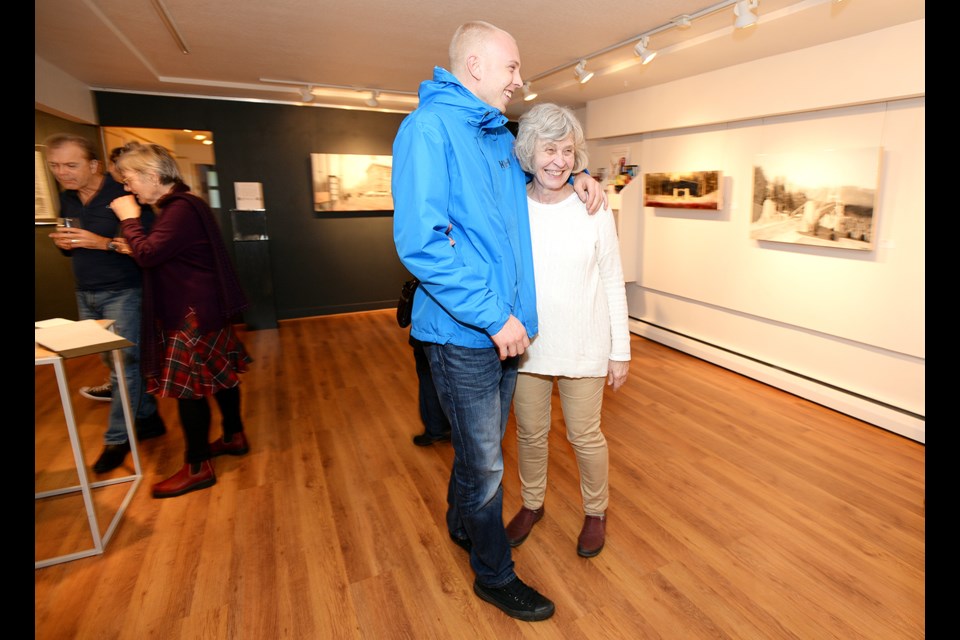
577;514;606;557
151;460;216;499
210;432;250;457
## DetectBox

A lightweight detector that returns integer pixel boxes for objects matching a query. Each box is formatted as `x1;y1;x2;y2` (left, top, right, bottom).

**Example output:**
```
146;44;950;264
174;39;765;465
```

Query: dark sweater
58;174;155;291
119;184;249;378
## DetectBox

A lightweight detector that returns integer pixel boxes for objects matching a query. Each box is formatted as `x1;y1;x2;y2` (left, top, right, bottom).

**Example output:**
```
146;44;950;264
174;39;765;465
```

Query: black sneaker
135;412;167;441
449;534;472;553
80;381;112;402
473;576;555;621
412;431;451;447
93;442;130;473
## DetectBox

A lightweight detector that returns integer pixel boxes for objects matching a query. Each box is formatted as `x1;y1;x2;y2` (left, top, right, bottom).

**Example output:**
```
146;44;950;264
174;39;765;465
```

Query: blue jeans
411;337;450;438
422;342;518;588
76;287;157;445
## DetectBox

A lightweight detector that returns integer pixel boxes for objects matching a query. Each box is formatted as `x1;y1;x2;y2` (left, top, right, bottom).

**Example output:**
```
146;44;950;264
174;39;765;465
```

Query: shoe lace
503;578;541;606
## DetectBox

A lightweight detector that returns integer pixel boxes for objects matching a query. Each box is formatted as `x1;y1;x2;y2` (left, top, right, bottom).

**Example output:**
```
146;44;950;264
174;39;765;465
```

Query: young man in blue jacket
392;21;604;622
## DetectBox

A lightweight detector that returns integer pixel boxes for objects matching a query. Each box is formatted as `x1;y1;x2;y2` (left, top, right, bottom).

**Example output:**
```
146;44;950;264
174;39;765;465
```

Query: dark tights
177;385;244;464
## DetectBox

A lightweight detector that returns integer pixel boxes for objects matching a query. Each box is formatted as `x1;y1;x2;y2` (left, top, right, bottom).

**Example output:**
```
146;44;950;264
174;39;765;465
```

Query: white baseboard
630;320;925;444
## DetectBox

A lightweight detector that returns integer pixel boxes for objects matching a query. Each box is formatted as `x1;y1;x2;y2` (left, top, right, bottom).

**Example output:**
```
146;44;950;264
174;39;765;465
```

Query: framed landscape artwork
35;147;56;221
749;147;880;251
311;153;393;213
643;170;722;210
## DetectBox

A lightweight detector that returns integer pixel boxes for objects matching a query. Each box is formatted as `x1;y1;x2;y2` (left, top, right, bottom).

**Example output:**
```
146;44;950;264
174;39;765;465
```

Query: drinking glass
56;217;82;228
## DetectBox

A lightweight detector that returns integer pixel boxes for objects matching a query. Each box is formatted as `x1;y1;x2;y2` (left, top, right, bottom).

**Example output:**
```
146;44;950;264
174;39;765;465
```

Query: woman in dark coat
111;141;252;499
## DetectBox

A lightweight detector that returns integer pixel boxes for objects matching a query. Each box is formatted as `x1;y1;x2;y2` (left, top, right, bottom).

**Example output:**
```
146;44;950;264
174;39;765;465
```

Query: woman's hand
110;195;142;221
606;360;630;392
111;237;132;255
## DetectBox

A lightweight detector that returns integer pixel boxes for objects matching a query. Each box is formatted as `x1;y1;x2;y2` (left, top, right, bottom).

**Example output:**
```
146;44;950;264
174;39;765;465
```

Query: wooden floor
34;309;925;639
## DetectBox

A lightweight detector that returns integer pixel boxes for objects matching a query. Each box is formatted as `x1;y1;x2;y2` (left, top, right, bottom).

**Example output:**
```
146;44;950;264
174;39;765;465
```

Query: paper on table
35;319;133;358
35;318;75;329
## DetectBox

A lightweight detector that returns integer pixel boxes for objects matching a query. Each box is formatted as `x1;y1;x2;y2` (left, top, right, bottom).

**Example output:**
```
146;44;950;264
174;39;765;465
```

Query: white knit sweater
519;192;631;378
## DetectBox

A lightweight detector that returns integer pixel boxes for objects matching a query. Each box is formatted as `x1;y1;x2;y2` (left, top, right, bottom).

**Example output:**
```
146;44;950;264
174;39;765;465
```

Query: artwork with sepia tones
311;153;393;213
36;148;57;221
749;148;880;251
643;171;722;210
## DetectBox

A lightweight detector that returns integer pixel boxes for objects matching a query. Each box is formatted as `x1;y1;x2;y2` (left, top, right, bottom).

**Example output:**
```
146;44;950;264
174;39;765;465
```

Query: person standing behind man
108;146;126;184
392;21;604;622
505;103;631;559
72;146;128;404
410;335;452;446
46;133;166;474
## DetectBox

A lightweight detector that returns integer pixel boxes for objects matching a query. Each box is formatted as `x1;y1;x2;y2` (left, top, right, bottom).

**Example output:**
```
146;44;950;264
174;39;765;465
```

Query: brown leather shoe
577;514;606;557
505;506;544;547
151;461;216;499
210;432;250;457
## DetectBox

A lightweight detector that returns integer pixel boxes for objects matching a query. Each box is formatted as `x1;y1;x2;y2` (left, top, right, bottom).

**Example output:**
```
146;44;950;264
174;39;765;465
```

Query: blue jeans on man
422;342;519;588
76;287;158;445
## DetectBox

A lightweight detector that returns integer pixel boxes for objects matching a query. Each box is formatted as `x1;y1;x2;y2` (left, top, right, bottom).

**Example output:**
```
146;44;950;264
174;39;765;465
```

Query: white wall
585;21;925;442
35;55;98;124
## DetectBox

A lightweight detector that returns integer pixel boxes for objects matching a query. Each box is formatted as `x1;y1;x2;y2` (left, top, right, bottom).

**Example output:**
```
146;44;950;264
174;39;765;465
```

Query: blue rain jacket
392;67;538;348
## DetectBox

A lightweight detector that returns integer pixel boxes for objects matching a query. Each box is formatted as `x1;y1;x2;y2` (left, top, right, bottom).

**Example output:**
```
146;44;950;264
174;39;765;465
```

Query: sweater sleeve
597;207;632;361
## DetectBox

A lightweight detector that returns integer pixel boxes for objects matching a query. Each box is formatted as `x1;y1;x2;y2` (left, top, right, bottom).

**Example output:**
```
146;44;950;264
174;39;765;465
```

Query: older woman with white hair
505;103;631;558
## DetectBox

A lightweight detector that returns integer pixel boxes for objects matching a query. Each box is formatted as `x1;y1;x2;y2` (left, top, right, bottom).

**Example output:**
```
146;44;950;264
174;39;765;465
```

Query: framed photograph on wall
749;147;880;251
643;170;722;210
35;147;57;222
310;153;393;213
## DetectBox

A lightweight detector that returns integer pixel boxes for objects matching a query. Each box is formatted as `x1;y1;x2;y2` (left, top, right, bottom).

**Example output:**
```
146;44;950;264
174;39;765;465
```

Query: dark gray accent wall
93;92;414;322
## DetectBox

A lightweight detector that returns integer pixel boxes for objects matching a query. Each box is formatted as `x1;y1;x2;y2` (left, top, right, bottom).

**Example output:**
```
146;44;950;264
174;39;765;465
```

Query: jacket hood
417;67;508;132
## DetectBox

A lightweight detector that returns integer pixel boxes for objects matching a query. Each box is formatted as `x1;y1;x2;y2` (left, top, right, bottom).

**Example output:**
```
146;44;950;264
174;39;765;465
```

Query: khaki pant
513;373;608;516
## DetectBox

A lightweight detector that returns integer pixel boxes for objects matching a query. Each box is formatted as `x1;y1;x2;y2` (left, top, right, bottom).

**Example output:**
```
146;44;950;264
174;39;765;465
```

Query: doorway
101;127;218;207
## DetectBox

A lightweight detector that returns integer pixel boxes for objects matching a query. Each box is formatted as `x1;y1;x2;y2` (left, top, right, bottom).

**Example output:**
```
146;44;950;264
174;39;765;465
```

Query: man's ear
466;54;482;81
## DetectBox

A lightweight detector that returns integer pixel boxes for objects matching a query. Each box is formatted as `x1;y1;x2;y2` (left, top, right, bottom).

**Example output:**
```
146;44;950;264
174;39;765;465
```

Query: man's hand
49;227;106;251
607;360;630;391
491;315;530;361
573;172;608;215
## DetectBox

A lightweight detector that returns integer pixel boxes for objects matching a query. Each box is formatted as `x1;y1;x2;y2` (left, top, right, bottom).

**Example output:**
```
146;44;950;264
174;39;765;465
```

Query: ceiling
35;0;924;121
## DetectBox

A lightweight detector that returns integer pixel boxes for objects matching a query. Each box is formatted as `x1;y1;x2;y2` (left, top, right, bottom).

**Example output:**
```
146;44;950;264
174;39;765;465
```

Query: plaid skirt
147;310;253;399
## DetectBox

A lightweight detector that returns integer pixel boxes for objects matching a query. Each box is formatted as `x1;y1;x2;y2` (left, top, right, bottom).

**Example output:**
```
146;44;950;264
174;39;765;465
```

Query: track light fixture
522;1;765;105
522;82;538;102
260;78;419;109
574;60;594;84
633;36;657;65
733;0;759;29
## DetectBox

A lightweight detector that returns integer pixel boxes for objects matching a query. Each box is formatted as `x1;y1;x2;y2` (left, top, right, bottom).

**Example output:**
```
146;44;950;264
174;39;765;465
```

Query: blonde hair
515;103;589;174
449;21;506;75
114;141;184;186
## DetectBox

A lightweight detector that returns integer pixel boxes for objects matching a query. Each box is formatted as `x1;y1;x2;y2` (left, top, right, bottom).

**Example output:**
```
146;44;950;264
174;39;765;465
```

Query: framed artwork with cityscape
310;153;393;213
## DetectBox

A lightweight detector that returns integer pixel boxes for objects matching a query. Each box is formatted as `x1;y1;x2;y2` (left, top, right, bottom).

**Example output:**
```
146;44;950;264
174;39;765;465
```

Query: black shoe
473;576;555;622
93;442;131;473
135;412;167;441
449;534;472;553
413;431;451;447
